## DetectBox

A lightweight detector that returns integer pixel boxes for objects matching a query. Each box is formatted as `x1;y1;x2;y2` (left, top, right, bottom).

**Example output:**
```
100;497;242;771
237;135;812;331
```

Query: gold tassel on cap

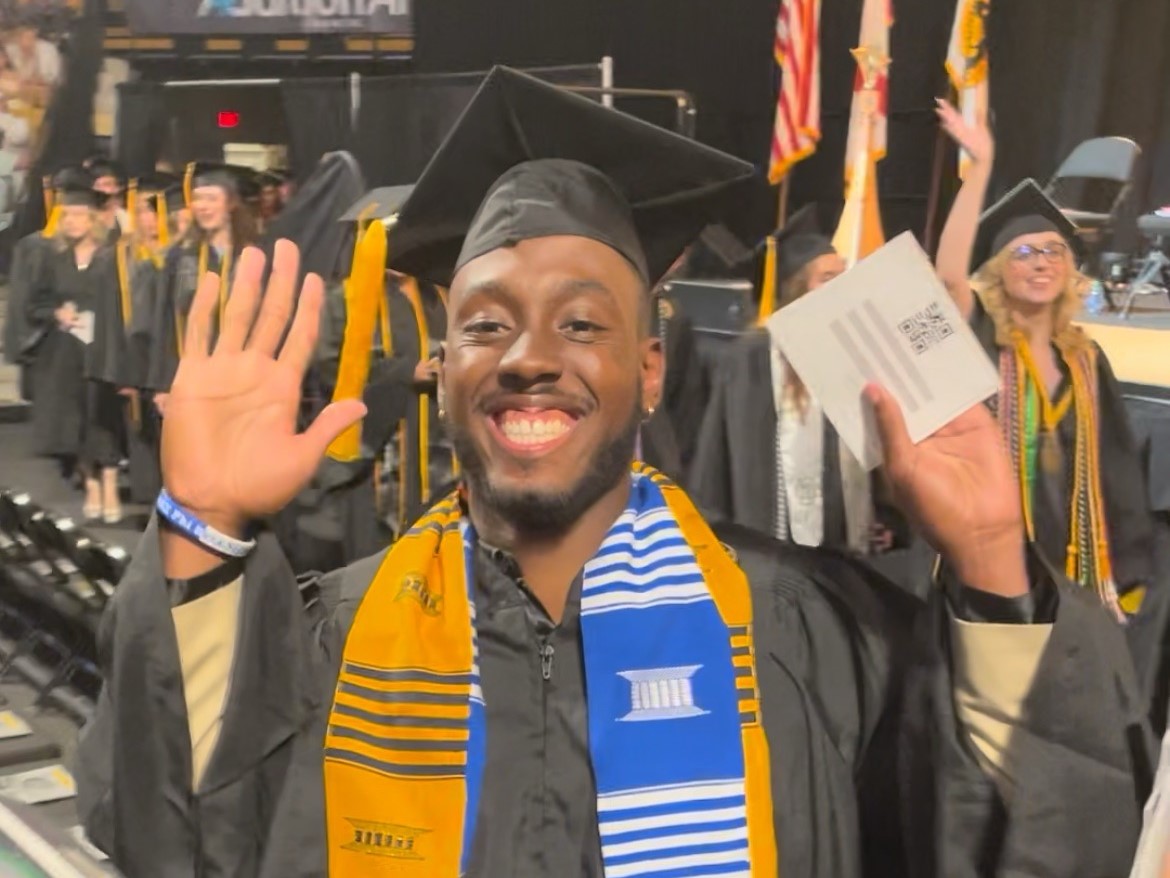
41;178;60;239
756;234;777;325
327;220;388;462
183;162;195;210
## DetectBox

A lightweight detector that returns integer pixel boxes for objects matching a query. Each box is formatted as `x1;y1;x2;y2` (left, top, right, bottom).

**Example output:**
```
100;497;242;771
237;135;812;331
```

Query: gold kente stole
324;465;777;877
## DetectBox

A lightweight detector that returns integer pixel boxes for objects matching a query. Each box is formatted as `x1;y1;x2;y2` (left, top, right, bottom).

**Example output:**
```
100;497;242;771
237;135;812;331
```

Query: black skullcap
389;66;756;287
339;186;415;224
972;178;1082;269
772;204;836;285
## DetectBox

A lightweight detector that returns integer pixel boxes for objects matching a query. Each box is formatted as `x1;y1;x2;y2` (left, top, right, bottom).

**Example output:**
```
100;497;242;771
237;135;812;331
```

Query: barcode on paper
897;302;955;355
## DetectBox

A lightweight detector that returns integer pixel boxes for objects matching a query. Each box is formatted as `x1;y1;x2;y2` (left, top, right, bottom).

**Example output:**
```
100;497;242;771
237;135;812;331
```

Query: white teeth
500;416;570;445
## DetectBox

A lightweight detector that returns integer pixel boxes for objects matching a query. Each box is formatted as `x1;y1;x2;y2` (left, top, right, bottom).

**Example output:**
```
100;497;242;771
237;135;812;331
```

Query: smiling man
76;69;1149;878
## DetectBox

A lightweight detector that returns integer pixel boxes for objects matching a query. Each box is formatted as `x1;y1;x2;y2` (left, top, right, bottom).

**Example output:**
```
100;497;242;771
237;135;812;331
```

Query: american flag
768;0;822;184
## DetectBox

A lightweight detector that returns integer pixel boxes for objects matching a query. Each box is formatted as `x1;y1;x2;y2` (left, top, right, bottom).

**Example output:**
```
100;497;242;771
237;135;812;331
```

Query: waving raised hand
160;240;366;538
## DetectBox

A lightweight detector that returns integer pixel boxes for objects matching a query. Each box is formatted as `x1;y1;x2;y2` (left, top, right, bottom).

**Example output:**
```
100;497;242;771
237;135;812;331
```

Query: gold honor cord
327;220;387;462
1015;337;1074;475
756;235;777;325
176;243;231;358
114;241;141;428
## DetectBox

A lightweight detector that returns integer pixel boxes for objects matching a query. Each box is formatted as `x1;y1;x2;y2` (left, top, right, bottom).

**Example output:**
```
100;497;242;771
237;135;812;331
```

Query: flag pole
777;175;791;228
922;87;954;255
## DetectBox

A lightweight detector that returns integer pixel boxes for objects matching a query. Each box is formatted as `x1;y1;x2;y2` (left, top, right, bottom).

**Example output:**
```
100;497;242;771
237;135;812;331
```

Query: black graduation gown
690;330;905;553
26;245;121;463
3;232;53;370
86;247;163;500
147;243;235;393
75;519;1150;878
370;274;452;532
969;299;1157;596
640;300;709;485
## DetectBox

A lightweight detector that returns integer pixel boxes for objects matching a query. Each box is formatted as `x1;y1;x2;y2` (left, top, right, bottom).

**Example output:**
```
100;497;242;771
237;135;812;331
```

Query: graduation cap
87;158;126;187
259;168;292;188
755;203;836;322
183;161;262;206
971;178;1082;270
339;186;415;226
389;66;756;287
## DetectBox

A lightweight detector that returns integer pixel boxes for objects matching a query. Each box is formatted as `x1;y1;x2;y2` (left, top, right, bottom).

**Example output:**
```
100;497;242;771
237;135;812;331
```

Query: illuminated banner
125;0;411;36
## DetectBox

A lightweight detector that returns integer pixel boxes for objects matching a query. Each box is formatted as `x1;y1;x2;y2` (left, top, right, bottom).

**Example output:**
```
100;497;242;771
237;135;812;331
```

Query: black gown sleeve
146;248;182;392
661;313;708;474
84;249;127;386
1093;343;1158;594
688;354;735;522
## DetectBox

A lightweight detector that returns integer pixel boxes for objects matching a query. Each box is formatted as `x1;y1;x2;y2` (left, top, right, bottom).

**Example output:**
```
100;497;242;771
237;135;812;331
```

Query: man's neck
469;475;631;624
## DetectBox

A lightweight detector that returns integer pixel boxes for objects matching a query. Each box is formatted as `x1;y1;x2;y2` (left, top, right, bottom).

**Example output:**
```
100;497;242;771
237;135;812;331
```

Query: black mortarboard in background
87;158;125;187
678;223;757;280
135;171;180;195
971;178;1082;269
50;167;99;208
771;203;836;286
259;168;292;188
185;161;262;203
339;186;415;225
389;66;756;288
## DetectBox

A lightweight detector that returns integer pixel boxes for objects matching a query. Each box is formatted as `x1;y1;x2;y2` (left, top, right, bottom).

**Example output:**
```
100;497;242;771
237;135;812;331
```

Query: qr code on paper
897;302;955;355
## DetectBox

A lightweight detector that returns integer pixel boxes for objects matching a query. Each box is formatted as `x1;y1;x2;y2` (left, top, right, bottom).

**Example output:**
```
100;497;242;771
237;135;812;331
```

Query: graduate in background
25;173;123;518
76;68;1153;878
147;162;260;411
86;156;128;241
4;169;61;378
934;101;1157;621
315;186;455;541
691;206;906;556
86;180;188;508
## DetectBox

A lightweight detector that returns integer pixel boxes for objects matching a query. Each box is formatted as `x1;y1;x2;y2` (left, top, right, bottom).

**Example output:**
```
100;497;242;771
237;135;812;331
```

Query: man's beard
452;400;641;538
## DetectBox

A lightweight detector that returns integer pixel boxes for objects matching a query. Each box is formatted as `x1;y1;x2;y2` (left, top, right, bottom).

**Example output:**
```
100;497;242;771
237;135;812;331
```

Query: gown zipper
540;640;555;681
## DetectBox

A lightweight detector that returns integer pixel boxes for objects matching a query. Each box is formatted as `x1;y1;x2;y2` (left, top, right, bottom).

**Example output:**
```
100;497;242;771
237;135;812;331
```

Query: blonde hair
972;242;1091;353
52;207;108;252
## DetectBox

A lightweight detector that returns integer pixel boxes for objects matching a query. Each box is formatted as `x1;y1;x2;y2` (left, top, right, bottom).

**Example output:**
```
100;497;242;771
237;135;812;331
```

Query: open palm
868;384;1024;591
935;98;994;166
161;242;365;533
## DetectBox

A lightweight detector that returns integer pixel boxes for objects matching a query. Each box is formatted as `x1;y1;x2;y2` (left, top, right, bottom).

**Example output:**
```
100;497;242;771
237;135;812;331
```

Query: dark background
83;0;1170;257
410;0;1170;251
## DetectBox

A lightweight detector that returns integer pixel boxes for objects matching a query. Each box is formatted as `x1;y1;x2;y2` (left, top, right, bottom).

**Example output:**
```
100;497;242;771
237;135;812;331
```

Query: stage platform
1076;303;1170;390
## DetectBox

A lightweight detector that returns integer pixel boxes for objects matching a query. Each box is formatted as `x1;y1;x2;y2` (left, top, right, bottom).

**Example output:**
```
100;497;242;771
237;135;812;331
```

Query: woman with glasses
934;100;1157;621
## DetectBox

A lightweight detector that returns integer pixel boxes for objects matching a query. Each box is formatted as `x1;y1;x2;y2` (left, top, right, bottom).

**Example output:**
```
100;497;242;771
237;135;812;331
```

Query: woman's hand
936;98;994;167
54;302;77;329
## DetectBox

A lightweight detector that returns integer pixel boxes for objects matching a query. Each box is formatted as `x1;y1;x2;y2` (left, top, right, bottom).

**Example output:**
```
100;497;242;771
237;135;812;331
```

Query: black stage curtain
353;74;481;188
414;0;1170;257
113;81;168;179
280;79;354;183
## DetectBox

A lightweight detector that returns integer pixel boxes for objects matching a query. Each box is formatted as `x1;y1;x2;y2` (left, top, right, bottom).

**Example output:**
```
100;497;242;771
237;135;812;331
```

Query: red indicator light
217;110;240;129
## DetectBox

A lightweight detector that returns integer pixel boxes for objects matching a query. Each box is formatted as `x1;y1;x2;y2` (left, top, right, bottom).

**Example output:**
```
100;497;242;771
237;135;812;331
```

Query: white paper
768;232;1000;470
70;311;94;346
0;711;32;741
0;765;77;805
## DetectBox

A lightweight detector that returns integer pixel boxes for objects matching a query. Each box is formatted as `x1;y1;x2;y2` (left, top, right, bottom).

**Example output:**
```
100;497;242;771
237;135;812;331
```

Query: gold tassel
183;162;195;210
157;193;169;249
756;235;777;325
326;220;388;462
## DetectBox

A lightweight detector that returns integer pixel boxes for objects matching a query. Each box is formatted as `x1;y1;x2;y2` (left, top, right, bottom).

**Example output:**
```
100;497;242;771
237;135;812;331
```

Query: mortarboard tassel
41;178;60;239
183;162;195;211
756;234;778;325
157;193;169;249
327;220;387;462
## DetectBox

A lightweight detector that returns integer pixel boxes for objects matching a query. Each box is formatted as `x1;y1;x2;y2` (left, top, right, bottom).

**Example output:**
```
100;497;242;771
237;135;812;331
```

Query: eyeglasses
1008;242;1069;263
